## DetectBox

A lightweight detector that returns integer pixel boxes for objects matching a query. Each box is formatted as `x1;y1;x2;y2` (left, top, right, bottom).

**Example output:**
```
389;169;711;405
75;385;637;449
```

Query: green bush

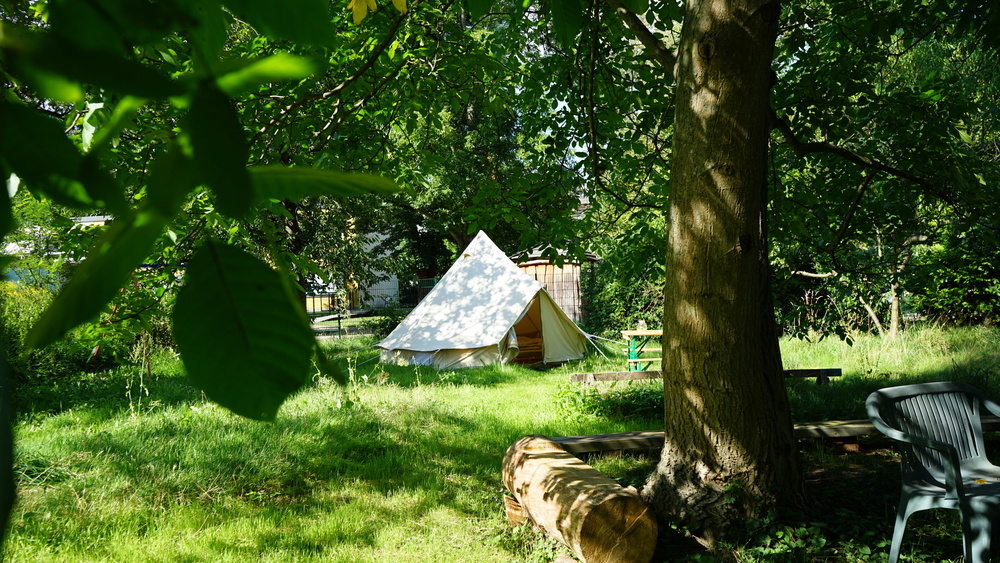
0;282;94;381
358;305;409;339
581;261;663;338
556;381;663;421
908;221;1000;326
0;276;165;381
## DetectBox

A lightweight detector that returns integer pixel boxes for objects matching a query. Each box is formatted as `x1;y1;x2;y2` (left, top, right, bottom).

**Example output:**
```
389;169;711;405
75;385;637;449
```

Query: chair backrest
868;382;989;482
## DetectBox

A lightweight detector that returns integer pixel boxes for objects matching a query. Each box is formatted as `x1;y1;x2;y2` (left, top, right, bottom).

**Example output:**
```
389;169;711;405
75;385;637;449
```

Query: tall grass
783;326;1000;420
6;327;1000;561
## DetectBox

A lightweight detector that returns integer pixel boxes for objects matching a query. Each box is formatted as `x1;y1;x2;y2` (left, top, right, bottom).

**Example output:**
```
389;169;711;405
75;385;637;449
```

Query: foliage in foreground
6;327;1000;561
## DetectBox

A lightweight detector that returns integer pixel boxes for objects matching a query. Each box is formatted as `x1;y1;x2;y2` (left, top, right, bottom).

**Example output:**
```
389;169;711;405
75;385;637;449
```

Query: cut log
502;435;657;563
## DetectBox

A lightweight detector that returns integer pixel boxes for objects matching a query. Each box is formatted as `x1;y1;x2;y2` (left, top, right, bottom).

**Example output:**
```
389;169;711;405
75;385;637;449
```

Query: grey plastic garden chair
866;381;1000;563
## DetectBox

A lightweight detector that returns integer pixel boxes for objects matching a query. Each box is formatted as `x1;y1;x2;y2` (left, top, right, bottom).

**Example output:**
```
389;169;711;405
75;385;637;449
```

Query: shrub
0;281;93;381
358;304;409;339
907;221;1000;326
581;261;663;338
0;272;170;381
556;381;663;421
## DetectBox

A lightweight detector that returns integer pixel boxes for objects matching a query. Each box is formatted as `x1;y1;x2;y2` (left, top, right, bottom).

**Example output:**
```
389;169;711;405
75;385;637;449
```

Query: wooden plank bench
784;368;843;385
550;416;1000;454
571;368;843;385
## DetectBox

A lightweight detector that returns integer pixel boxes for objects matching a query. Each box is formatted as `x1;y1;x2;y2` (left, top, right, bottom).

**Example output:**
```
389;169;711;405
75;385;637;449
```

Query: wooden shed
514;247;598;323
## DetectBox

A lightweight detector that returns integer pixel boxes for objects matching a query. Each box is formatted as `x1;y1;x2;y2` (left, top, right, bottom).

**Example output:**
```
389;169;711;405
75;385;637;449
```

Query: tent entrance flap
511;297;543;363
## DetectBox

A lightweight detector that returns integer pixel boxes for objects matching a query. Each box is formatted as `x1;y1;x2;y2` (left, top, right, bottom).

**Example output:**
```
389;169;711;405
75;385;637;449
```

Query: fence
306;277;437;317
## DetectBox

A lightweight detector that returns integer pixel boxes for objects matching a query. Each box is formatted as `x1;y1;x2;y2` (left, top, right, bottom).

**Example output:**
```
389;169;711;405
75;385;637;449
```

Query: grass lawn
6;326;1000;561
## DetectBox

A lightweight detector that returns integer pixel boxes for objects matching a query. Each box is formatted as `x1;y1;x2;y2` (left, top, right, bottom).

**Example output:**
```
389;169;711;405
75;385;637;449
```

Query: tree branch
603;0;677;75
790;270;839;279
311;57;409;154
826;170;876;256
770;111;933;190
250;9;411;147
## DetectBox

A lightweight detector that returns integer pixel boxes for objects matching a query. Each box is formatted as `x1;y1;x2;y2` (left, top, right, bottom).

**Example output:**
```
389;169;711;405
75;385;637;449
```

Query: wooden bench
784;368;843;385
571;368;843;386
550;416;1000;454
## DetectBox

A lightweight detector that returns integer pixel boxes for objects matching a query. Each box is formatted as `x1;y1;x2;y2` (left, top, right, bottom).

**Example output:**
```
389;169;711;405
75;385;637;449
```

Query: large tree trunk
642;0;802;545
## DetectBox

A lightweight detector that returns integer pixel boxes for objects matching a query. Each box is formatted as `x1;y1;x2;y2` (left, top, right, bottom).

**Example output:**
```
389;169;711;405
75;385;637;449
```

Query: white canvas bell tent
378;231;591;369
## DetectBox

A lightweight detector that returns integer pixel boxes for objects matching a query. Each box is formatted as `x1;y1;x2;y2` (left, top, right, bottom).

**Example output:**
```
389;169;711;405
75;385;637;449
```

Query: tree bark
502;436;658;563
859;293;886;337
888;279;901;339
642;0;802;545
281;199;310;308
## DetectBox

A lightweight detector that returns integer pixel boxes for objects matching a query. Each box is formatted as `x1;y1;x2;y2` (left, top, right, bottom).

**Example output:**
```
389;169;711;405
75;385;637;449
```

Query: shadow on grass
792;435;976;563
17;334;997;561
365;359;556;388
11;369;572;559
12;364;201;422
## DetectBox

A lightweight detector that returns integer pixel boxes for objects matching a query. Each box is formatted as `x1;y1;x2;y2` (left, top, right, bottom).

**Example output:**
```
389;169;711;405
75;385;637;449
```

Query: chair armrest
981;396;1000;419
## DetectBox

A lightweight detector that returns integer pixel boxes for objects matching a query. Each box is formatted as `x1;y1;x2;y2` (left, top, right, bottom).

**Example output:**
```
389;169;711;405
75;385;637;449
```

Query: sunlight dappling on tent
378;231;590;369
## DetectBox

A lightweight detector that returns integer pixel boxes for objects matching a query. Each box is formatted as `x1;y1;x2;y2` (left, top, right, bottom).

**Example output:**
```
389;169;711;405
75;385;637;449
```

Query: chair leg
960;505;994;563
888;504;911;563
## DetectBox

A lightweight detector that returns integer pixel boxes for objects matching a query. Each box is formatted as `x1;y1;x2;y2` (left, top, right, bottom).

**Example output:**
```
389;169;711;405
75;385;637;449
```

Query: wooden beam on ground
793;419;874;439
551;431;667;454
550;416;1000;455
570;368;843;385
570;371;662;383
502;435;657;563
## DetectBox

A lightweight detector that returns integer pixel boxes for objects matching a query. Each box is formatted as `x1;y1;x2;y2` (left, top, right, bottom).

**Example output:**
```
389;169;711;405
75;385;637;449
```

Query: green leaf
620;0;649;16
466;0;497;20
222;0;335;47
89;96;147;154
48;0;219;51
80;152;129;215
6;60;85;102
26;35;184;98
173;240;314;421
249;166;399;202
188;0;228;61
216;53;321;97
47;0;122;52
187;82;252;217
146;144;199;217
26;206;169;348
550;0;583;47
80;102;105;150
0;101;95;208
